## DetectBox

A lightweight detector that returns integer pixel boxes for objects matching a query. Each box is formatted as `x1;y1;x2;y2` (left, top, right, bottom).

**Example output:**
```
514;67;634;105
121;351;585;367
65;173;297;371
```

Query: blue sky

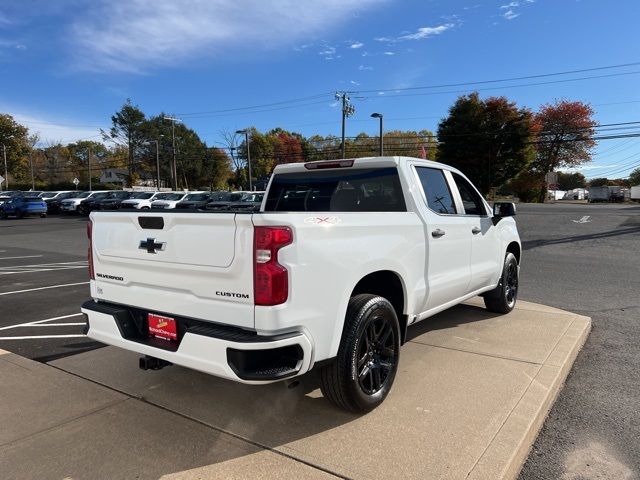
1;0;639;178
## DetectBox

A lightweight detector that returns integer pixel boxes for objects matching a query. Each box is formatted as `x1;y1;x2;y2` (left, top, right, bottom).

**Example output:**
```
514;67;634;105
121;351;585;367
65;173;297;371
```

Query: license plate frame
147;313;177;341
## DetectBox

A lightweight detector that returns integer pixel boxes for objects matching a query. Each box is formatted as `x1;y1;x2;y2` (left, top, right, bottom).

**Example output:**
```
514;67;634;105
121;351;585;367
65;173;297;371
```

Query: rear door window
264;168;406;212
414;167;457;214
452;173;486;216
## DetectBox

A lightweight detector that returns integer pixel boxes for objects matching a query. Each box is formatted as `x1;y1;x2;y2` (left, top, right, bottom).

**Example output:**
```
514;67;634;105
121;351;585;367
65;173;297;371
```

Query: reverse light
254;226;293;306
87;219;95;280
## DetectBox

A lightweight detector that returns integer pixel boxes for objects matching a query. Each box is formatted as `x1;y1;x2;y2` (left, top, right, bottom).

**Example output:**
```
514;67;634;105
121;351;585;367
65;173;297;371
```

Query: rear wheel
484;252;519;314
320;294;400;413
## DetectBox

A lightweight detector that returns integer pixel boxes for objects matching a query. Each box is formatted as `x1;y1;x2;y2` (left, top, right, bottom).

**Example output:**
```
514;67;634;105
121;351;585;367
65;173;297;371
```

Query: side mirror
493;202;516;220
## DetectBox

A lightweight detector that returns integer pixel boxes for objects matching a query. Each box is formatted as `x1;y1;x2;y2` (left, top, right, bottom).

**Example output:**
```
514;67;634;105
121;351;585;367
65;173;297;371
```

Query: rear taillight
254;226;293;306
87;219;95;280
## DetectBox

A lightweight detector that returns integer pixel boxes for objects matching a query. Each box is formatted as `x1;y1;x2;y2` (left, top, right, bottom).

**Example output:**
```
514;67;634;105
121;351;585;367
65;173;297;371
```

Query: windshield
75;191;91;199
155;193;183;201
184;193;209;201
40;192;58;198
131;192;154;199
240;193;264;203
91;192;112;200
56;192;77;200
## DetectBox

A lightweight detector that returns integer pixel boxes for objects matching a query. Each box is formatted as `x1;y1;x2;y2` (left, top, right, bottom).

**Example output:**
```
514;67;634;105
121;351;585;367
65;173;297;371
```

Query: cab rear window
264;168;406;212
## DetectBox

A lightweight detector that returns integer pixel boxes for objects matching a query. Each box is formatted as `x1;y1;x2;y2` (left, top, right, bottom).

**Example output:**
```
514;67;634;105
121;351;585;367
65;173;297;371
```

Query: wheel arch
506;241;521;264
349;270;409;345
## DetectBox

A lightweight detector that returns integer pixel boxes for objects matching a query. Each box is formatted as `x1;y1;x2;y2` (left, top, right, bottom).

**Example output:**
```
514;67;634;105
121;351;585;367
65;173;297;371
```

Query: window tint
264;168;406;212
415;167;456;214
452;174;486;216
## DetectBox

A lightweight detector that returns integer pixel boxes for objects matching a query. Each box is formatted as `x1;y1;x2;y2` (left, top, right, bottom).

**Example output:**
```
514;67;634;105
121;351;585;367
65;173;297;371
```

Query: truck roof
272;156;455;174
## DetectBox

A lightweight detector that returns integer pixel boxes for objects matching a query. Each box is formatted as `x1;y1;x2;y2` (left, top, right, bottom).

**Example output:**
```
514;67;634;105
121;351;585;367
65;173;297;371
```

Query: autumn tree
556;171;587;190
533;100;596;201
437;93;537;195
0;114;30;186
628;167;640;186
588;177;609;187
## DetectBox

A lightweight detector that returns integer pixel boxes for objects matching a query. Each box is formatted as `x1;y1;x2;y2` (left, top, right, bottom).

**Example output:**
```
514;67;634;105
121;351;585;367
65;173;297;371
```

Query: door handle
431;229;446;238
472;226;481;235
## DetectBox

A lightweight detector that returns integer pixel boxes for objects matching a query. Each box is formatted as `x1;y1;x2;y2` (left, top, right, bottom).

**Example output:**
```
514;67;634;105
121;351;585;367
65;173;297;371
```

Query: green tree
103;99;146;185
437;93;536;195
0;114;30;187
588;177;609;187
556;171;587;190
629;167;640;186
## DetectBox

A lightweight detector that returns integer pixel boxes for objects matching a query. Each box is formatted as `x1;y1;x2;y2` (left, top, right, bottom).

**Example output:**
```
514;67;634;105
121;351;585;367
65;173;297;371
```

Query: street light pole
371;113;383;156
164;116;181;190
236;129;252;191
336;92;355;159
29;150;35;190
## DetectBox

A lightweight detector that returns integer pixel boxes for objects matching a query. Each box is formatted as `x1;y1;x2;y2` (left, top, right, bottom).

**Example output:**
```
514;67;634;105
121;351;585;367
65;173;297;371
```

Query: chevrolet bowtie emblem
139;238;166;254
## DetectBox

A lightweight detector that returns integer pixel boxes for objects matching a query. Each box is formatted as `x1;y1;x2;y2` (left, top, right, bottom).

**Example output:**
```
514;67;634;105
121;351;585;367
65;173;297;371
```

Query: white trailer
631;185;640;200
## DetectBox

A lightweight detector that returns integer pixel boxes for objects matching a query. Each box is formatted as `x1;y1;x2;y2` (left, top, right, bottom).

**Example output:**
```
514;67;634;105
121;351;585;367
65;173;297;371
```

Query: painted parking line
0;282;90;296
12;323;87;327
0;261;87;275
0;313;83;332
0;335;86;340
0;255;44;260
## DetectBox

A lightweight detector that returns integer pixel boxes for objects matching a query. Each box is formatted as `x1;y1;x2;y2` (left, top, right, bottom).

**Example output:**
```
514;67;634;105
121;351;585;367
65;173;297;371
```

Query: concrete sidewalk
0;299;590;480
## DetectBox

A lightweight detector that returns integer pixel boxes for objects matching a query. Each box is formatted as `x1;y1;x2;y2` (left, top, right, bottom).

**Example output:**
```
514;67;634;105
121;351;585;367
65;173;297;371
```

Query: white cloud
502;9;520;19
70;0;384;72
349;42;364;49
398;24;454;40
500;2;520;8
358;65;373;71
383;51;395;55
374;36;392;42
349;80;360;85
4;108;105;145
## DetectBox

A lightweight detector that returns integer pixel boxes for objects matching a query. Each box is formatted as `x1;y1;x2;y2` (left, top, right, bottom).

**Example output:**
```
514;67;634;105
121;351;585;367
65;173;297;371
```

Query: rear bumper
82;300;313;384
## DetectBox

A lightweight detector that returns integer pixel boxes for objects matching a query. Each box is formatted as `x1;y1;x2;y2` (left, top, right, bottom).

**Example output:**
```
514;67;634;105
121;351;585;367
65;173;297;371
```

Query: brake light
87;219;95;280
254;226;293;306
304;160;354;170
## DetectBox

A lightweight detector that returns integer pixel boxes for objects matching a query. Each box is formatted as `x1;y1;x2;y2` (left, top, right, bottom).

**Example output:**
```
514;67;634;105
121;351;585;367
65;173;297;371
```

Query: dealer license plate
148;313;177;341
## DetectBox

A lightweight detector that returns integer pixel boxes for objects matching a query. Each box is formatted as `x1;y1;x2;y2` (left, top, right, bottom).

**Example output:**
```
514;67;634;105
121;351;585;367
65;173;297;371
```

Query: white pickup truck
83;156;521;412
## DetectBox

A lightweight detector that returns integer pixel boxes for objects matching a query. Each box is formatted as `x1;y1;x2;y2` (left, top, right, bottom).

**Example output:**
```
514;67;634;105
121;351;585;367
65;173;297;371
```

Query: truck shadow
522;225;640;250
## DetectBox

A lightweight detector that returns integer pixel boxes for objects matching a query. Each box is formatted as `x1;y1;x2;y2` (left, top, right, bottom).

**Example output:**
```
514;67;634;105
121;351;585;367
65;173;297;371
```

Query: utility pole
164;116;181;190
2;144;8;191
88;146;92;190
236;129;252;191
29;150;35;190
336;92;355;159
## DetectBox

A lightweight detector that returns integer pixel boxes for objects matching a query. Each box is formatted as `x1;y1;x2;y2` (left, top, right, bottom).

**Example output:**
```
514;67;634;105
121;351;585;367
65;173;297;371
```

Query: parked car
205;191;244;210
120;191;161;210
227;191;265;211
23;191;43;198
83;156;521;413
78;191;120;215
175;192;212;210
94;191;134;210
150;192;191;210
44;191;78;214
60;191;108;214
0;196;47;218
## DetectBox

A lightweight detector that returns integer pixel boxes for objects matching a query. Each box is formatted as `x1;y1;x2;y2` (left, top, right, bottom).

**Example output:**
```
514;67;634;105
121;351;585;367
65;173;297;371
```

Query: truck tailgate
89;211;255;328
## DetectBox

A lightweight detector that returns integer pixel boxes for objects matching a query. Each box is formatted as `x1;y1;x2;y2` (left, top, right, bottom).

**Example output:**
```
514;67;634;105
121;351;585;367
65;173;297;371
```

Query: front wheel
320;294;400;413
15;209;24;219
484;252;519;314
40;213;47;218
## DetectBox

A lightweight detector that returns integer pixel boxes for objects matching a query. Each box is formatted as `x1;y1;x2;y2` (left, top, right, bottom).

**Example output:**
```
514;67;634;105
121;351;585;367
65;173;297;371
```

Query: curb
467;314;592;480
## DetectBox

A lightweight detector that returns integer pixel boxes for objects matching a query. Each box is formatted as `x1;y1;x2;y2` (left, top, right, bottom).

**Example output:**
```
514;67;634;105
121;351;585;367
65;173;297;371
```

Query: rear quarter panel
252;212;425;363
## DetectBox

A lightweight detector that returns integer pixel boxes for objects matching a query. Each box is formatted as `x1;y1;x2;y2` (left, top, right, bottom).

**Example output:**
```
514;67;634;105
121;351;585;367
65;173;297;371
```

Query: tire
484;252;519;314
40;213;47;218
141;206;150;210
15;209;24;219
320;294;400;413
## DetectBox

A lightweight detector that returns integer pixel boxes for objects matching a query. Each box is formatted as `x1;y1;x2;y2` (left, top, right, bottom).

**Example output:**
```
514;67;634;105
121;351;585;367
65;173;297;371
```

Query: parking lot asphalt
0;203;638;478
